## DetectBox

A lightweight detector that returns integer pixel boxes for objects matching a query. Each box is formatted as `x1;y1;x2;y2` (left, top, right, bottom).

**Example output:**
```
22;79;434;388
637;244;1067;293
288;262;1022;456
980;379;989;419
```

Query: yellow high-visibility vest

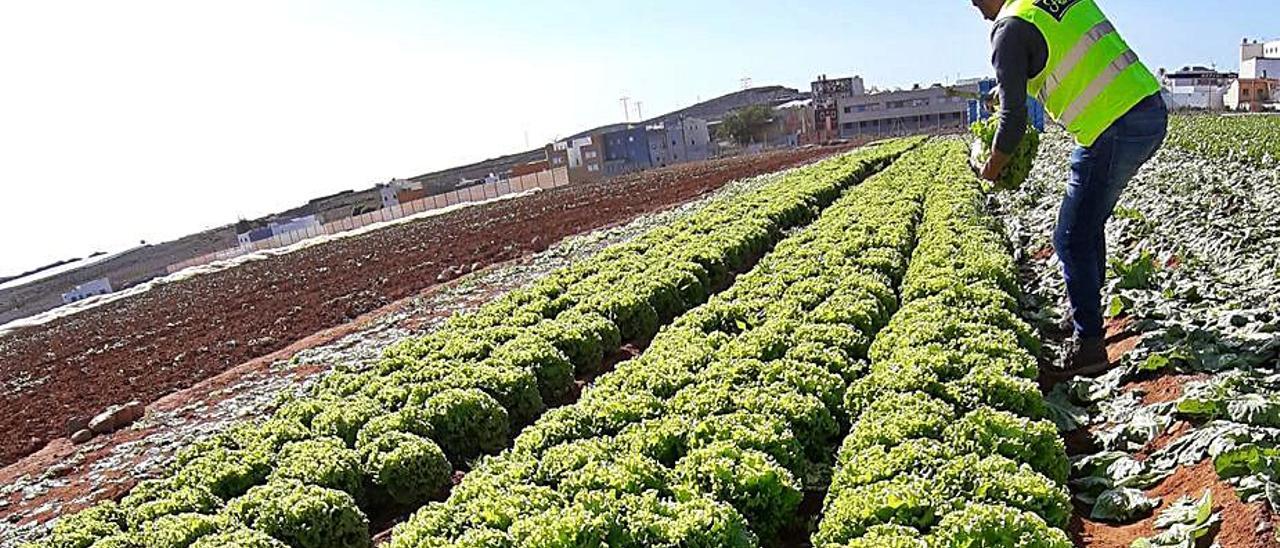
999;0;1162;147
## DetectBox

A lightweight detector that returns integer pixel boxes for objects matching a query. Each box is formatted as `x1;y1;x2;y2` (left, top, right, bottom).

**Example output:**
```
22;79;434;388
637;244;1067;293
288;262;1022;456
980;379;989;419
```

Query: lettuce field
1167;114;1280;166
15;114;1280;548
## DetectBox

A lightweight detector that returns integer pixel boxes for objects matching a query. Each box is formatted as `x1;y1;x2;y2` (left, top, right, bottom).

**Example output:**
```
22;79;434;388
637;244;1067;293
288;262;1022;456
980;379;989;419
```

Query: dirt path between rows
1053;322;1278;547
1015;252;1275;546
0;146;853;467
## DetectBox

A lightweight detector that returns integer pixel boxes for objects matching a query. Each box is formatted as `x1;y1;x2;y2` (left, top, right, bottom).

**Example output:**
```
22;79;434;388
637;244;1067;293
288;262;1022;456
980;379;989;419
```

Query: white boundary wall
167;167;571;274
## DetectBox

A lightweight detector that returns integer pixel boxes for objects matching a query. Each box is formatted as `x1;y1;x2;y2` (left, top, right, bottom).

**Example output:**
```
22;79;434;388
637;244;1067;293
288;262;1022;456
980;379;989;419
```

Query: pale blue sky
0;0;1275;276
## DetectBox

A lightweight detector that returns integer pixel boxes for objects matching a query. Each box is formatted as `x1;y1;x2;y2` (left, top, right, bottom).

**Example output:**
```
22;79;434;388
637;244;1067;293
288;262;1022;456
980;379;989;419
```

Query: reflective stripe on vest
1038;20;1117;103
1060;50;1139;125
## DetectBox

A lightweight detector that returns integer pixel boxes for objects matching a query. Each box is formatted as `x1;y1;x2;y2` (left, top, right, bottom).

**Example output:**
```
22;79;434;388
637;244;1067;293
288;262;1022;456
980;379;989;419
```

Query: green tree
718;105;773;145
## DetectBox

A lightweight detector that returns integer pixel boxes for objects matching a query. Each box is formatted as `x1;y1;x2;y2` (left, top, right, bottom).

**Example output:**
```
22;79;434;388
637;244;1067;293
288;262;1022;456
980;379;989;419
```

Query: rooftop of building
1167;66;1237;76
775;99;813;110
840;82;978;101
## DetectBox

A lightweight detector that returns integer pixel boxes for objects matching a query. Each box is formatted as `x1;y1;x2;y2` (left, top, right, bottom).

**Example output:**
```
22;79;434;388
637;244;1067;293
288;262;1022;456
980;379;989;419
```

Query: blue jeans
1056;94;1168;338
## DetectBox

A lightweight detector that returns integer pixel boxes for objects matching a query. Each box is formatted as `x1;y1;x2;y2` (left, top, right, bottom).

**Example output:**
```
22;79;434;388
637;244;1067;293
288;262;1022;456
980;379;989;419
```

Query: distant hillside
565;122;633;141
647;86;807;125
1;260;76;286
407;121;634;194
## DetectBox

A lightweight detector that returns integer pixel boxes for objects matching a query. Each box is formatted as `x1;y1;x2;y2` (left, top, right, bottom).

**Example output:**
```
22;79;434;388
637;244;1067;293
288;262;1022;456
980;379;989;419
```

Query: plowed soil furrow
0;146;852;467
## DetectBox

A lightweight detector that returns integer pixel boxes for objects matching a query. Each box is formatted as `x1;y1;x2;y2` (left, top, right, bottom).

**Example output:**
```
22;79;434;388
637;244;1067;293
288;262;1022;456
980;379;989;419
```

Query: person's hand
980;159;1000;182
981;149;1012;183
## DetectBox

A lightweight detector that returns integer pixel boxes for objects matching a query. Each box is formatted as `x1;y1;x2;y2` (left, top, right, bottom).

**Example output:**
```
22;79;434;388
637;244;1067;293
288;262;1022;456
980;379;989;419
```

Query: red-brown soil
1062;320;1277;547
1104;316;1141;363
1126;373;1211;407
0;146;852;467
0;289;429;528
1071;461;1278;548
1137;421;1195;460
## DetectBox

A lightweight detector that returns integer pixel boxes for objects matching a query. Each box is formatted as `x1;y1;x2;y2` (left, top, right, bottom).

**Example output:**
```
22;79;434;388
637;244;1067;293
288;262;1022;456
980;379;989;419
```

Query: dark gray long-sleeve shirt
991;17;1049;154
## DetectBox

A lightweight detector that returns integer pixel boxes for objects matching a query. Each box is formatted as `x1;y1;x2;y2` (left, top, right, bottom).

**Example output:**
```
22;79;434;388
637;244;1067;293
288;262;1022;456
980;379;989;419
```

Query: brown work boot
1055;336;1111;377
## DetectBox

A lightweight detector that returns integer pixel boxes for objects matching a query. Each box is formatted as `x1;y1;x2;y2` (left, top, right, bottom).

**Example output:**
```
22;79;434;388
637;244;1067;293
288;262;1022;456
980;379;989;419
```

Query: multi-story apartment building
1242;58;1280;80
1241;38;1280;82
590;117;712;176
768;99;816;147
811;75;864;142
649;117;711;168
836;82;979;139
1227;79;1278;112
1241;38;1280;64
548;135;605;184
603;126;653;176
1231;39;1280;111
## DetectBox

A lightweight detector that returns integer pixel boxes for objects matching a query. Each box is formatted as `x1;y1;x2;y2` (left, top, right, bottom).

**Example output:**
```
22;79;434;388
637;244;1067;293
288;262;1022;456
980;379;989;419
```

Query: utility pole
620;96;631;122
741;77;753;90
635;101;644;121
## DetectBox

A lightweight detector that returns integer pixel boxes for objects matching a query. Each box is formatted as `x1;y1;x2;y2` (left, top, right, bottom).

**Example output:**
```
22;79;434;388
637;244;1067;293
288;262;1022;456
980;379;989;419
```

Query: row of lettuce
30;139;921;548
814;141;1072;546
386;140;1077;547
383;141;941;547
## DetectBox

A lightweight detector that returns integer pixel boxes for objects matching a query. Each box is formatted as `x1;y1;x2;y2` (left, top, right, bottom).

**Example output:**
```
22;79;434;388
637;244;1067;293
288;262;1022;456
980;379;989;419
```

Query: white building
648;117;711;167
268;215;322;237
1241;57;1280;80
62;278;113;304
1231;39;1280;111
1242;39;1280;62
563;137;595;170
1161;89;1220;111
1241;38;1280;79
1159;66;1234;111
379;184;399;209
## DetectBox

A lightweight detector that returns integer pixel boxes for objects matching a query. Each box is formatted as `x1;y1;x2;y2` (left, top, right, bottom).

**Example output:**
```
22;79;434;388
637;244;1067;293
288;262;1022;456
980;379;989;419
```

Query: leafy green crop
224;480;370;548
385;138;934;546
310;397;382;447
420;388;510;465
1131;490;1218;547
1111;249;1160;290
268;437;364;500
134;513;224;548
971;116;1042;191
119;480;222;529
671;442;803;537
31;138;924;548
31;501;126;548
814;140;1071;546
190;527;289;548
358;431;451;506
1168;114;1280;165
